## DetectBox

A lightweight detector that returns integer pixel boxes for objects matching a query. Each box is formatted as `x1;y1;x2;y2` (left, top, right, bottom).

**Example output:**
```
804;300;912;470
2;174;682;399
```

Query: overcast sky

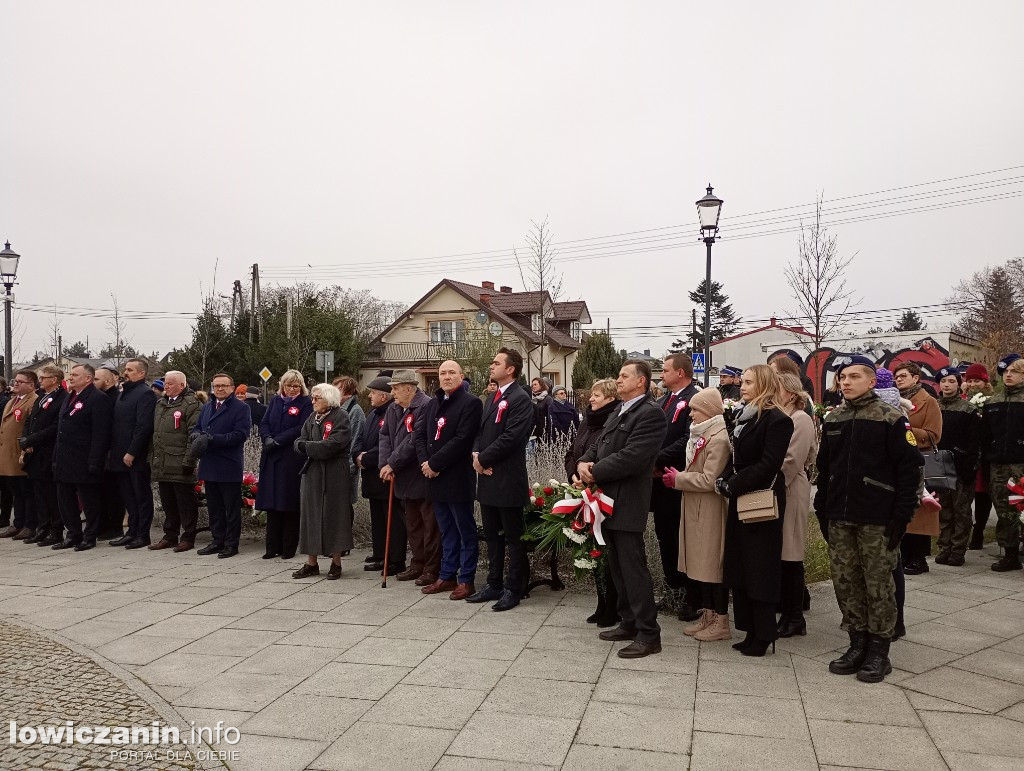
3;1;1023;363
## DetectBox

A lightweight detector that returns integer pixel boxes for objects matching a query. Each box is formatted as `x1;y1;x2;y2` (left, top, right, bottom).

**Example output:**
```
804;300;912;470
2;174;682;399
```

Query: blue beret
832;354;876;374
997;353;1022;373
152;379;164;390
938;367;960;380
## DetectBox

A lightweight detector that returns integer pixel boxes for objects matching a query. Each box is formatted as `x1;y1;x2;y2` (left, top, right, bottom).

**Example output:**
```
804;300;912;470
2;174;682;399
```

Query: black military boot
991;546;1023;572
829;630;869;675
856;634;893;683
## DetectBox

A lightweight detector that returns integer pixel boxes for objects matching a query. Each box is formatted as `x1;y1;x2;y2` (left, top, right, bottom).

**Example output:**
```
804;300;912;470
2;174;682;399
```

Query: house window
570;321;581;342
543;371;560;385
531;314;542;333
429;320;465;343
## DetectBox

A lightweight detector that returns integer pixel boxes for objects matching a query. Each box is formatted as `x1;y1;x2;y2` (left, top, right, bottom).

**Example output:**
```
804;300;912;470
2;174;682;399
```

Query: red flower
242;472;258;485
243;497;255;507
535;497;545;506
589;549;602;558
571;520;587;532
194;484;203;493
249;484;259;494
543;486;554;495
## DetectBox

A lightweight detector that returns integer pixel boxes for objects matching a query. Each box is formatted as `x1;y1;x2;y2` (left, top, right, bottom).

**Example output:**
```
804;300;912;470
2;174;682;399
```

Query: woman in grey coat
291;383;353;580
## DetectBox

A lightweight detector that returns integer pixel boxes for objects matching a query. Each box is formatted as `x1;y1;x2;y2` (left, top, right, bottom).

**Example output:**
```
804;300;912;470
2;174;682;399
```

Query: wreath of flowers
522;479;606;578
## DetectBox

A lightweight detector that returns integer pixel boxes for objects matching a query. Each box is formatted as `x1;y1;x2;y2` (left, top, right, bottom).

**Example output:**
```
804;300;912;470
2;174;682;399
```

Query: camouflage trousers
990;464;1024;549
936;478;975;558
828;521;898;638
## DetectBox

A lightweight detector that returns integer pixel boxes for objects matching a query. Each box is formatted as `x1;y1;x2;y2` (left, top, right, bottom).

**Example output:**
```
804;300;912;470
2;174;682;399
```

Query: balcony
362;341;475;364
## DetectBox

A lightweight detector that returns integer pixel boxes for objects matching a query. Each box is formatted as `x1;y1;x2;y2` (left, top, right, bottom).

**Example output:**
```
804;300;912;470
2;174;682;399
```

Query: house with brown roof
358;279;591;392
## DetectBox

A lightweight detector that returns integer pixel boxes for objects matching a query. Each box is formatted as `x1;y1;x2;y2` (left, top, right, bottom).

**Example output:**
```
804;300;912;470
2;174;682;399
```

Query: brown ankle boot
683;609;711;636
695;611;733;642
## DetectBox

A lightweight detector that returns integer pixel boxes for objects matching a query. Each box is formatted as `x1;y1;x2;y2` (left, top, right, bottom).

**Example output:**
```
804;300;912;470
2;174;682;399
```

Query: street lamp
0;241;19;382
695;185;723;387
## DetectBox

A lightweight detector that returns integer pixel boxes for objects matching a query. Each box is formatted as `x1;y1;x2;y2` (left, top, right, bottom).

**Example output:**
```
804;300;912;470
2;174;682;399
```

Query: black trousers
974;491;992;529
5;476;35;530
205;480;242;549
0;476;12;526
605;528;661;644
56;481;102;543
158;481;199;543
32;478;60;535
265;509;300;557
369;496;407;565
697;580;729;615
99;473;125;537
480;504;528;597
780;560;805;617
652;495;687;590
116;462;155;542
732;588;778;642
901;533;931;563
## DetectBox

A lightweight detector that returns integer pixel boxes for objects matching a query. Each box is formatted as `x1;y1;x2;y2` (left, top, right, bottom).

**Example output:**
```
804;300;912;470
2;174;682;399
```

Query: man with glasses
21;366;67;545
188;373;252;558
0;370;40;540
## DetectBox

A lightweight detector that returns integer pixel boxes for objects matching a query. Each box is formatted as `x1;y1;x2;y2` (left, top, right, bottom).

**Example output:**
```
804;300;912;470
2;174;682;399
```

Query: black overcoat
108;379;157;472
357;402;390;500
53;383;113;485
256;394;313;512
564;400;620;481
580;396;668;533
416;387;483;503
23;386;67;480
721;406;794;603
474;381;533;508
650;382;699;510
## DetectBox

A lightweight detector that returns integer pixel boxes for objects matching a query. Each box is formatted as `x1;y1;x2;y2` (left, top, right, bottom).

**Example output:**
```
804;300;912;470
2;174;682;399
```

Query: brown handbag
737;477;779;524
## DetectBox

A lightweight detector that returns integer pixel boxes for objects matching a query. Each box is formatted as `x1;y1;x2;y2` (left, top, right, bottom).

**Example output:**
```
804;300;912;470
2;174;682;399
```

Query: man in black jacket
650;353;701;620
579;359;668;658
94;364;125;540
21;365;67;545
417;360;484;600
470;348;533;611
934;367;980;566
108;358;158;549
815;355;923;683
52;364;114;551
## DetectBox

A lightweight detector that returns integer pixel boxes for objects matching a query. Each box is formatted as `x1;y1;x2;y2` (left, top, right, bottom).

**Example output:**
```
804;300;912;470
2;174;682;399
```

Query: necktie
215;400;222;411
663;393;676;413
492;390;501;404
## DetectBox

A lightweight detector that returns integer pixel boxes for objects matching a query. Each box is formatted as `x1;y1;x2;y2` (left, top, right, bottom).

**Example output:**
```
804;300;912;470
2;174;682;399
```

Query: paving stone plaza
1;534;1022;770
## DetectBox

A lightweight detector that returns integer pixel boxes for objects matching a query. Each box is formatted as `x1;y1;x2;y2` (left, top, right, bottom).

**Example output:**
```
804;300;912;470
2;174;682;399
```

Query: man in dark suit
470;347;534;611
108;358;158;549
579;359;668;658
650;353;701;621
417;360;484;600
189;373;252;558
93;364;125;540
21;365;67;545
52;364;114;551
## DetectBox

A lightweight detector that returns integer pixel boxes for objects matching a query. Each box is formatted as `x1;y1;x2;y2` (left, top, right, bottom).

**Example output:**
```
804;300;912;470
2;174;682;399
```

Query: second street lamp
695;185;723;387
0;241;21;382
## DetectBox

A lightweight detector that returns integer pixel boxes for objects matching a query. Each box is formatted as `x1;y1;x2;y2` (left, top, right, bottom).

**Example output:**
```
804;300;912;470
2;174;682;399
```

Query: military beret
997;353;1022;373
938;367;961;382
832;354;876;374
772;350;803;366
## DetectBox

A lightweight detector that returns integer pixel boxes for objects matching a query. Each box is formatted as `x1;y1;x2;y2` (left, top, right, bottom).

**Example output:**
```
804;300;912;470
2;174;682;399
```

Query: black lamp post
695;185;723;387
0;242;20;382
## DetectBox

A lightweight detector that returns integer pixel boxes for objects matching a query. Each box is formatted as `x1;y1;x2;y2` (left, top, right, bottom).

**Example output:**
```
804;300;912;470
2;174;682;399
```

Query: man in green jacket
148;371;203;552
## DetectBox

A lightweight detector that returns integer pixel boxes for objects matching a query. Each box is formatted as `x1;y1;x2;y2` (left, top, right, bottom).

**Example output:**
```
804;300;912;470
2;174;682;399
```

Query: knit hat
874;368;894;389
235;384;247;396
152;379;164;391
937;366;962;385
689;387;724;417
997;353;1022;374
964;363;989;382
367;376;392;393
388;370;418;386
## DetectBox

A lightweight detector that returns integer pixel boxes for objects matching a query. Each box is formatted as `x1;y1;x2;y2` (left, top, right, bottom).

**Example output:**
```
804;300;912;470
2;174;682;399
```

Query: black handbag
921;430;957;491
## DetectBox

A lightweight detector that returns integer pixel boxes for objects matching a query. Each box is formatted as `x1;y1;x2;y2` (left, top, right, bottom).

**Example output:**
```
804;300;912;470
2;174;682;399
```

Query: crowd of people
0;347;1021;679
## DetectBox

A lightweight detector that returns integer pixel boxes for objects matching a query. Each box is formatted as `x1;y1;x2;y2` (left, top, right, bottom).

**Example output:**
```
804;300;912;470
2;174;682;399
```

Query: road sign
691;352;706;373
315;350;335;372
259;366;272;382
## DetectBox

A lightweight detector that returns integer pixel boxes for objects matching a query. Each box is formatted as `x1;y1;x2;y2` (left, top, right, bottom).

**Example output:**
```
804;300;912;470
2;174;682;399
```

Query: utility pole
691;308;697;356
606;317;610;335
57;334;62;361
255;264;263;342
249;264;257;343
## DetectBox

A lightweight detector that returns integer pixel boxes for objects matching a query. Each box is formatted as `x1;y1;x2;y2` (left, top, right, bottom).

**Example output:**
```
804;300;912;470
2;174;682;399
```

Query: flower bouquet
242;472;259;514
522;479;611;579
969;392;990;408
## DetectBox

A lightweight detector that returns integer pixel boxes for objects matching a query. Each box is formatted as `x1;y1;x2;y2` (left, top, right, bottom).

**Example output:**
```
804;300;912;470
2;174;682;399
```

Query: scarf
731;402;759;440
532;390;549;403
685;415;725;468
899;383;922;400
874;387;903;411
583;399;619;428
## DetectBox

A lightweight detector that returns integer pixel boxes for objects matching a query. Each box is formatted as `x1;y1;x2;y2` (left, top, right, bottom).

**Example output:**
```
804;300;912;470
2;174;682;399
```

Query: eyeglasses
212;383;233;389
310;395;323;401
13;380;33;386
894;373;912;380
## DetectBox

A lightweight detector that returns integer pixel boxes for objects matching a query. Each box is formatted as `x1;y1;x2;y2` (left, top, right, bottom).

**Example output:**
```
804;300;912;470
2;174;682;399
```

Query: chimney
500;285;512;293
770;316;777;326
480;293;491;304
644;349;651;357
481;281;495;290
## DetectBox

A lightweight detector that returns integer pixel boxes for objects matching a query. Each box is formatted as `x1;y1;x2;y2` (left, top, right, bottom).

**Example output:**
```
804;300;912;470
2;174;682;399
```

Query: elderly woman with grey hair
292;383;353;580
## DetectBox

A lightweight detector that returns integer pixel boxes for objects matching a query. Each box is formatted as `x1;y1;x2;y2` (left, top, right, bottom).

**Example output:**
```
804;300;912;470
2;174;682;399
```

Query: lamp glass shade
695;186;724;231
0;243;19;281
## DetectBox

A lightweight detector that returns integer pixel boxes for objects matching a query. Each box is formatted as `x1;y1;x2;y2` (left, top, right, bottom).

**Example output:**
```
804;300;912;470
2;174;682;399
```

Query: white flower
532;482;542;490
549;478;560;488
969;392;990;407
561;527;588;544
573;557;597;570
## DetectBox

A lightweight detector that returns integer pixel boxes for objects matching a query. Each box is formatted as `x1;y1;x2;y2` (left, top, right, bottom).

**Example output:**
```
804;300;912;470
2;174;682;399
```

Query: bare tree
102;293;135;368
948;259;1024;357
334;287;407;346
783;196;860;353
48;305;63;361
514;217;563;380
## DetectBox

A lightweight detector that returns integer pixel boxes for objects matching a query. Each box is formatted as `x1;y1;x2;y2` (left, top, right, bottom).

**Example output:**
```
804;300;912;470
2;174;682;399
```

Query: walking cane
381;478;395;588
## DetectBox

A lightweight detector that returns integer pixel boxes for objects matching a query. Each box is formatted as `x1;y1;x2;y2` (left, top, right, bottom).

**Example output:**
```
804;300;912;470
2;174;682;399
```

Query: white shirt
617;393;647;416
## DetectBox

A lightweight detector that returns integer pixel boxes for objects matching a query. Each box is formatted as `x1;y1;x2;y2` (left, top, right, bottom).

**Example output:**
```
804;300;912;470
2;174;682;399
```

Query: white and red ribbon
13;408;22;422
688;436;708;467
378;418;385;428
173;410;182;429
495;400;509;424
288;406;300;416
69;401;84;417
434;416;446;441
323;421;333;440
1008;478;1024;512
42;398;52;410
672;400;688;424
551;489;615;545
404;414;415;433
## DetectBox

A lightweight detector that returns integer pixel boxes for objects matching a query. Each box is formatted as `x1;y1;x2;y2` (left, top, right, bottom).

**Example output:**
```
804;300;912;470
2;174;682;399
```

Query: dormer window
531;314;542;333
571;321;581;341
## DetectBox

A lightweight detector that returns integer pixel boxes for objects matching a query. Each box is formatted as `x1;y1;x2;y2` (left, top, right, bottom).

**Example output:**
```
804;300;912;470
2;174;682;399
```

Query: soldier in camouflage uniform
980;354;1024;572
934;367;980;566
814;355;924;684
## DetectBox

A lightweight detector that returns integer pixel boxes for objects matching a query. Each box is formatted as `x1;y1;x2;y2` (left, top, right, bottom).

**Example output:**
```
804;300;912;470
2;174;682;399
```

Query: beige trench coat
673;421;730;583
781;407;816;562
0;393;37;477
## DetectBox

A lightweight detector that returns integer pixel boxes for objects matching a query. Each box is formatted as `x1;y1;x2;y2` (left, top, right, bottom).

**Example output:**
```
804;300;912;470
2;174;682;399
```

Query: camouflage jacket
814;391;924;527
980;384;1024;464
937;394;980;478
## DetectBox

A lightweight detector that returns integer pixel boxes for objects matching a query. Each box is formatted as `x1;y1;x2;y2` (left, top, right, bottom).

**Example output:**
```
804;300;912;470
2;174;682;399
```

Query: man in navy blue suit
189;373;252;558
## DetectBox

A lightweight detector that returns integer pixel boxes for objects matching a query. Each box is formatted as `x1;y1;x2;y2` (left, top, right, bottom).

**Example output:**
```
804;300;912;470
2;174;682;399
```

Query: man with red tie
650;353;701;621
0;370;40;540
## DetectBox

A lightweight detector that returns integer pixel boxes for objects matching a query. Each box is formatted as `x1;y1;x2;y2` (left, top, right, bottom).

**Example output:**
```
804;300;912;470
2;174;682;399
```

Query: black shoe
891;621;906;641
903;559;929;575
992;547;1023;572
595;613;621;629
363;561;384;572
856;635;893;683
777;613;807;638
465;584;503;603
829;630;869;675
363;554;380;563
292;563;320;579
934;552;950;565
97;530;124;541
52;538;79;550
732;632;756;651
677;602;703;622
617;640;661;658
108;535;133;547
327;562;342;580
124;538;150;550
383;562;406;576
742;639;776;657
279;552;296;560
262;552;280;559
39;533;62;546
217;547;239;559
598;626;636;642
23;530;44;544
947;554;965;567
197;543;225;556
492;589;520;612
74;540;96;552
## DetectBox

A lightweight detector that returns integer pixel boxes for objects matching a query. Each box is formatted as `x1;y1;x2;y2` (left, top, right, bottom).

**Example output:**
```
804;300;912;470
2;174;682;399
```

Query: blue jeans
433;500;479;584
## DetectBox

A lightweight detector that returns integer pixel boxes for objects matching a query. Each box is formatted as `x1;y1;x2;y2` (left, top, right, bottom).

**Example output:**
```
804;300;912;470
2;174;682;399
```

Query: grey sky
3;1;1023;362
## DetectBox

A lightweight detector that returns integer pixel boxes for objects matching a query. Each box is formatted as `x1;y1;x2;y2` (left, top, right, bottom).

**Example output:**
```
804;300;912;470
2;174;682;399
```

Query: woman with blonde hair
256;369;313;559
776;372;817;637
715;365;794;656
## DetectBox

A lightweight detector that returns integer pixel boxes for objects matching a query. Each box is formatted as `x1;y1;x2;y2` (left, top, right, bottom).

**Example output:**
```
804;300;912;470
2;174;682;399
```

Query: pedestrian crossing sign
692;353;706;373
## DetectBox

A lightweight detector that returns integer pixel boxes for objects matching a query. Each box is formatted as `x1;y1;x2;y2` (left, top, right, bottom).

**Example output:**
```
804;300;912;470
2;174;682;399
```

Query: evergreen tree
576;333;624;384
64;340;91;357
889;310;926;332
673;279;740;351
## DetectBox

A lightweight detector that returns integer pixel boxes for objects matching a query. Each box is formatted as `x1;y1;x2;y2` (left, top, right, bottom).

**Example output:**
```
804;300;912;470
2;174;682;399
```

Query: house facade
359;279;590;392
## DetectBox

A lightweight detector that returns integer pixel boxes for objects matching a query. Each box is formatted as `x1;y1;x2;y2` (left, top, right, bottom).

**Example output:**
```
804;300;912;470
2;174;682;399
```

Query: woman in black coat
565;378;621;626
716;365;794;656
256;370;313;559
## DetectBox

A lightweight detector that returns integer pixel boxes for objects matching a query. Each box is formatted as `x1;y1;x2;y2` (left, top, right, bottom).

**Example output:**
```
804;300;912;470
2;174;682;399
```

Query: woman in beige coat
776;372;817;638
662;388;732;641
